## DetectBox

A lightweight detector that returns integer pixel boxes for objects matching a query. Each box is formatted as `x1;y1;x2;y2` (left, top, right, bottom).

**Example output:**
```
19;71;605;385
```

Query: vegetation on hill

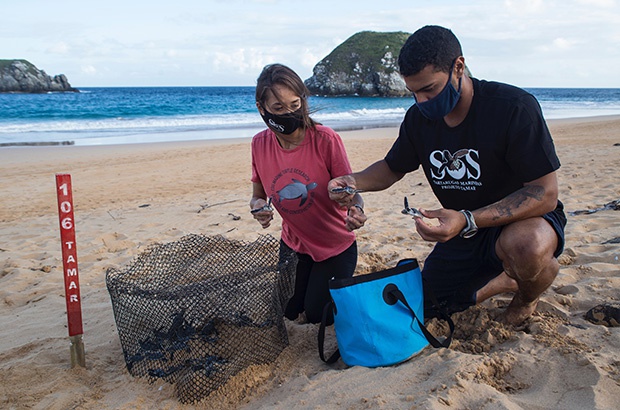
320;31;410;74
305;31;411;96
0;59;36;73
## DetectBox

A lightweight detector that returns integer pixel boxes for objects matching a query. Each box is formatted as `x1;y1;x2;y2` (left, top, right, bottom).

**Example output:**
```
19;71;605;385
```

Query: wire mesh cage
106;234;297;403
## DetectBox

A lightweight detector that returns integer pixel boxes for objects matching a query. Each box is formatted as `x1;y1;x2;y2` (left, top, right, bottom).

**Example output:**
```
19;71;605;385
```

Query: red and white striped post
55;173;86;368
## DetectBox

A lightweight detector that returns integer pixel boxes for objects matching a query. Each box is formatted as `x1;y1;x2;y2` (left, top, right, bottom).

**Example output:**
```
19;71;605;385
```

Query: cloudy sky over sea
2;0;619;88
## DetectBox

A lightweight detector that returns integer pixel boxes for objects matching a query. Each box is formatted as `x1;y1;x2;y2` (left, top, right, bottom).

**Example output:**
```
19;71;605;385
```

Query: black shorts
423;201;567;316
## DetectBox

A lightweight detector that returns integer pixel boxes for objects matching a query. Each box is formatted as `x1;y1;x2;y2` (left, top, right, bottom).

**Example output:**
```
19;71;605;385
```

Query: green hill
304;31;411;97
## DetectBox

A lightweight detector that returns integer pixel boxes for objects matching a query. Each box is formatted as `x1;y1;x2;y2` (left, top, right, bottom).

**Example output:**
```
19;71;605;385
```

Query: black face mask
260;107;304;135
414;61;462;120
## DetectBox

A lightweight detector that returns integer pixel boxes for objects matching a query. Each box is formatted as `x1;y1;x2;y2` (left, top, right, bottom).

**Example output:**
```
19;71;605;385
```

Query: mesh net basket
105;234;297;403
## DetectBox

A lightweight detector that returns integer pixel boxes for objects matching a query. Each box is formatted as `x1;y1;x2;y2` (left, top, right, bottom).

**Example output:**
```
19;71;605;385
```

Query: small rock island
0;59;78;93
304;31;412;97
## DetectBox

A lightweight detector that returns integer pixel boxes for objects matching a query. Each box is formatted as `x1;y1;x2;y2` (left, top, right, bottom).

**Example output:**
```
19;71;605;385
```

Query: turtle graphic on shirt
442;149;469;171
277;179;318;206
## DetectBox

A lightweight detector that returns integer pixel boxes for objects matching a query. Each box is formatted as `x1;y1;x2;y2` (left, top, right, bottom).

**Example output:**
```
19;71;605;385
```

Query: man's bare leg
494;218;559;325
475;272;518;304
500;257;559;325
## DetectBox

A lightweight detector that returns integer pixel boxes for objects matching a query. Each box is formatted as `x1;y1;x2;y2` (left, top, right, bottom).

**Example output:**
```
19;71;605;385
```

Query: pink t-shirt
251;125;356;262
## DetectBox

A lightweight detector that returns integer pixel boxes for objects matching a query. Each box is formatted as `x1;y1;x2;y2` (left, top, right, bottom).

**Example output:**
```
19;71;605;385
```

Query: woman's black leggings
281;240;357;324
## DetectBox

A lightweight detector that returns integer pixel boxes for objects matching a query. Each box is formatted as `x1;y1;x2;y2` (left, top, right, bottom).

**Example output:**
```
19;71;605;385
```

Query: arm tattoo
491;185;545;220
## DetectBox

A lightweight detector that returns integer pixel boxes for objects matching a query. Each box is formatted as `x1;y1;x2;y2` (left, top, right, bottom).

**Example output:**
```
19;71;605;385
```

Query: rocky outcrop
0;59;78;93
305;31;411;97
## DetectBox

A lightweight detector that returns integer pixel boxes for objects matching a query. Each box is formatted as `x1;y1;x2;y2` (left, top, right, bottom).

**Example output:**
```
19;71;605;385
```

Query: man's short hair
398;25;463;77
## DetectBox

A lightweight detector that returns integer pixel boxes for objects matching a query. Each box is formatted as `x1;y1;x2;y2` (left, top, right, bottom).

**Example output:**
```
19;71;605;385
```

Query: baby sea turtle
402;196;423;218
277;179;318;206
250;197;273;214
584;304;620;327
330;186;363;195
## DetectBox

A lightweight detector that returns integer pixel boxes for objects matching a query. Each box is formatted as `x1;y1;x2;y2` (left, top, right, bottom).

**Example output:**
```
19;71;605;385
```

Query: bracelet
351;204;364;214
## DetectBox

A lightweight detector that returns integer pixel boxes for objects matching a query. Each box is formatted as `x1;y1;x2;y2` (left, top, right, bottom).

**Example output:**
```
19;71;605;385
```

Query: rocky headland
305;31;472;97
0;59;78;93
304;31;411;97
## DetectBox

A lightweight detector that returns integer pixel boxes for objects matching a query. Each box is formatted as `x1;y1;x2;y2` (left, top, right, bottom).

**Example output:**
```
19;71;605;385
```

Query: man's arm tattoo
492;185;545;220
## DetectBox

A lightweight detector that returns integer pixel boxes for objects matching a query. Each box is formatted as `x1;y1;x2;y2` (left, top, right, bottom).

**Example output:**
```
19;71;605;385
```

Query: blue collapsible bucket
328;259;428;367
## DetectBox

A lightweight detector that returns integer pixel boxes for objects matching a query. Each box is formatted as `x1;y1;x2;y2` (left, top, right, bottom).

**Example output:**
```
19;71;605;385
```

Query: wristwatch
459;210;478;238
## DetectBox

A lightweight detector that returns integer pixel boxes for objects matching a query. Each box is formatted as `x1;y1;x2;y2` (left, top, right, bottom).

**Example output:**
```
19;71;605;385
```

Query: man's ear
454;56;466;77
454;56;465;76
256;101;264;115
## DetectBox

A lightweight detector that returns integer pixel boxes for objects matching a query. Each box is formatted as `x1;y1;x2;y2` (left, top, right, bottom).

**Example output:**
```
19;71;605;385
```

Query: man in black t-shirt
329;25;566;326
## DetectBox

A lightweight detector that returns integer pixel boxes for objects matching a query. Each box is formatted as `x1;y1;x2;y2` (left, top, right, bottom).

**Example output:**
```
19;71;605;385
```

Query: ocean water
1;86;619;146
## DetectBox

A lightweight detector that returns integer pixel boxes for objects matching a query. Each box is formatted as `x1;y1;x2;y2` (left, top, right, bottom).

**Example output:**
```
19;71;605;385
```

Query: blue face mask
414;65;462;121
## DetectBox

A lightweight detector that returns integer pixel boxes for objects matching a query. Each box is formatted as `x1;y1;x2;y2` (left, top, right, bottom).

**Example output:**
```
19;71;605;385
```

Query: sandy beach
1;116;619;409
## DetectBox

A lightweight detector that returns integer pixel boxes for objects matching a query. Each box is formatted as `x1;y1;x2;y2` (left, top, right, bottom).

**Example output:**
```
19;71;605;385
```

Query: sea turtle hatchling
584;303;620;327
330;186;363;195
250;197;273;214
401;196;423;218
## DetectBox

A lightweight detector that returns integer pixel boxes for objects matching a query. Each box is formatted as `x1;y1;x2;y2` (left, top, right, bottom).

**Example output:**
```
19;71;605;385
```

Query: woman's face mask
260;106;304;135
414;64;462;121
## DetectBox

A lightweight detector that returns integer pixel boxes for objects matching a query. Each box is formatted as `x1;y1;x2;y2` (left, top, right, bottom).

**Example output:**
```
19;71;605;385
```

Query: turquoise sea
1;87;620;146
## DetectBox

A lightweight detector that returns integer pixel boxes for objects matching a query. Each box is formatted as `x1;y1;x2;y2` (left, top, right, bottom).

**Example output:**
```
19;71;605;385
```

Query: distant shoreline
2;114;620;149
2;86;619;148
0;140;75;147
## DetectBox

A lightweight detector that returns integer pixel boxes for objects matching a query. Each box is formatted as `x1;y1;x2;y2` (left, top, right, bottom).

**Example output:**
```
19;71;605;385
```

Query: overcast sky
2;0;619;88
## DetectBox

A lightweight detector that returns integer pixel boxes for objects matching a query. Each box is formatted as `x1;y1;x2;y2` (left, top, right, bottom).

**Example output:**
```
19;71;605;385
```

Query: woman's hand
250;197;274;229
345;204;367;231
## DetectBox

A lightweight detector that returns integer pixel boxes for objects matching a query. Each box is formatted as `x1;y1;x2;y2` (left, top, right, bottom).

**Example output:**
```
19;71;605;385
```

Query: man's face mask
260;106;304;135
414;63;462;121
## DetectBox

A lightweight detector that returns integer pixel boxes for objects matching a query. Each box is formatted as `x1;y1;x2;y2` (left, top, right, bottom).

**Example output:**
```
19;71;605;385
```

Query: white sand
1;116;619;409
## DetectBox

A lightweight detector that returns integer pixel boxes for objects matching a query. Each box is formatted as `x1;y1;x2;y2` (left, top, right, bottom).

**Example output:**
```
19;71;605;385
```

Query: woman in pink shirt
250;64;366;324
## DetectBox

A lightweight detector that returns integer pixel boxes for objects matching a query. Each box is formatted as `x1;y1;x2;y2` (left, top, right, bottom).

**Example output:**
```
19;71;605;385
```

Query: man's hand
328;175;358;207
413;208;466;243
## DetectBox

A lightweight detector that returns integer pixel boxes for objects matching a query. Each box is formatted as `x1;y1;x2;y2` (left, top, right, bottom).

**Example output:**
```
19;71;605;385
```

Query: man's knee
498;220;558;278
512;232;550;259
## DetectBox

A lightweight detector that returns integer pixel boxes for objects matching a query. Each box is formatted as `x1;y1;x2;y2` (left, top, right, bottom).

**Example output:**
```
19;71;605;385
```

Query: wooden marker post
55;173;86;368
